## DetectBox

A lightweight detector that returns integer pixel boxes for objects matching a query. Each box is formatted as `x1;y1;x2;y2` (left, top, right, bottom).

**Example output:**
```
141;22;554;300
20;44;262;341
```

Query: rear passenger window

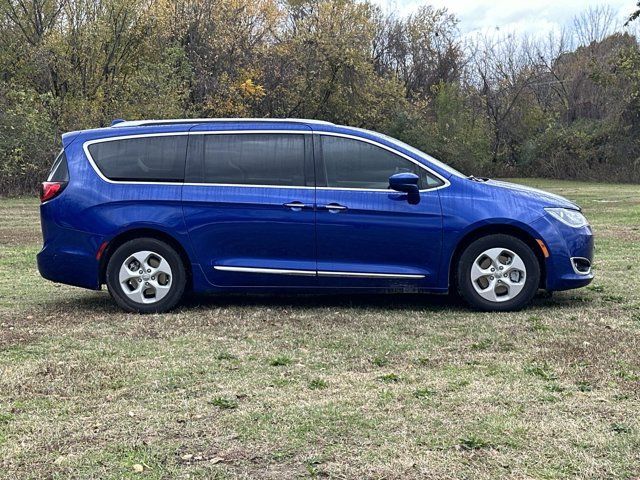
186;134;307;186
88;136;187;182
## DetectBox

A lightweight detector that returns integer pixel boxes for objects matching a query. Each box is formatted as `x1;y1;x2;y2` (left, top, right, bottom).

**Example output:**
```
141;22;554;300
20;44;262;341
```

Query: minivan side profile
37;118;594;313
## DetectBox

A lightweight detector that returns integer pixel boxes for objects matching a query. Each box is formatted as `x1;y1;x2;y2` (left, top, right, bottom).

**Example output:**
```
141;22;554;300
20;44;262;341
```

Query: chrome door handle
319;203;348;212
283;201;309;210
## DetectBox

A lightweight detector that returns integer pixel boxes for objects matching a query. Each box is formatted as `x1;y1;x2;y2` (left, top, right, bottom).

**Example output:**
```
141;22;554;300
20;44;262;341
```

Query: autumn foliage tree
1;0;639;195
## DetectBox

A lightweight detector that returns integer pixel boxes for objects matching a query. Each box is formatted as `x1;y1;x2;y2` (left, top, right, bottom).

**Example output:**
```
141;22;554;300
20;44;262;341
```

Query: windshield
353;128;467;179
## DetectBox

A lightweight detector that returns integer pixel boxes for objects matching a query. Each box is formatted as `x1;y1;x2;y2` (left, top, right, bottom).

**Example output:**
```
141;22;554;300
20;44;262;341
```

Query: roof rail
111;118;335;128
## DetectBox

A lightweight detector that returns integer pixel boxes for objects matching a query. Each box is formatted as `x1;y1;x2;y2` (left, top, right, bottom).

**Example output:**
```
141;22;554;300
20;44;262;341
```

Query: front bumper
531;215;594;291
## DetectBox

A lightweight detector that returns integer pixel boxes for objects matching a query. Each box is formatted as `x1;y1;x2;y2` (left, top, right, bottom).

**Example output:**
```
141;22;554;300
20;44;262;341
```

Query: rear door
182;127;317;287
314;133;444;288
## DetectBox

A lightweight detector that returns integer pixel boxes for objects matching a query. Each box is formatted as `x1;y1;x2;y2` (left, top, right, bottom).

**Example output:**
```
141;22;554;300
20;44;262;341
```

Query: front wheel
106;238;186;313
456;234;540;311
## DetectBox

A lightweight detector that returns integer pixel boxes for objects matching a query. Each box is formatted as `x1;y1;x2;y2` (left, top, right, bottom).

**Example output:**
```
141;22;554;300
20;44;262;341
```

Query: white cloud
372;0;636;37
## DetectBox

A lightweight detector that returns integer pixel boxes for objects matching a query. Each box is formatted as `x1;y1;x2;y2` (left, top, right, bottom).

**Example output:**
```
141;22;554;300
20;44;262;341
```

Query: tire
456;234;540;312
106;238;186;313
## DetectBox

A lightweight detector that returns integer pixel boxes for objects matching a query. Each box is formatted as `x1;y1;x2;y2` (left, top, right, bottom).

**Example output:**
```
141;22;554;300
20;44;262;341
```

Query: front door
314;134;444;288
182;128;317;287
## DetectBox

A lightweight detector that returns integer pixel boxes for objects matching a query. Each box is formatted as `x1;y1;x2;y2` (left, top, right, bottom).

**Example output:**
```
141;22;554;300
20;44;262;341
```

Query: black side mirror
389;172;420;204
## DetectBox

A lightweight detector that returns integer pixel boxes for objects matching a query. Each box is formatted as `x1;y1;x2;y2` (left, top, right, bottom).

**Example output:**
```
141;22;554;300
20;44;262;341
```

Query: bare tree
373;5;462;100
469;32;540;162
572;5;618;46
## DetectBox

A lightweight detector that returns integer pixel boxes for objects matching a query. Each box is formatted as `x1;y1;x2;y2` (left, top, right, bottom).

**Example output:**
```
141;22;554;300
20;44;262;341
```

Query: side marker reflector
96;241;109;260
536;239;549;258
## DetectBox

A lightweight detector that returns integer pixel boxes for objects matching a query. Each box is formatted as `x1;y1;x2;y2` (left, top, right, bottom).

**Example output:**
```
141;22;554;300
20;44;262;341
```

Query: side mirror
389;172;420;204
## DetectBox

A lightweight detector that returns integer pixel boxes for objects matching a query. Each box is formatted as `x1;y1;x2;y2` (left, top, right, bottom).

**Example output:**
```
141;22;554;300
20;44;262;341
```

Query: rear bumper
37;225;103;290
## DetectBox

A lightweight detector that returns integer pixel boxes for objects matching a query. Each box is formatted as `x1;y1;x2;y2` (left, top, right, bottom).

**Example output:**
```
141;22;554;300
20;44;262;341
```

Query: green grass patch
1;180;640;478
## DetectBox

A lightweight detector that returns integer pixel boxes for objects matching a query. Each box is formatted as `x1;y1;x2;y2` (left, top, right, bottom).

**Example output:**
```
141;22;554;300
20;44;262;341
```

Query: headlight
545;207;589;228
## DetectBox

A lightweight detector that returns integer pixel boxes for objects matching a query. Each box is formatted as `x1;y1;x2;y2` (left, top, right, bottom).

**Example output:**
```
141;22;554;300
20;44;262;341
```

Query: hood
483;179;580;210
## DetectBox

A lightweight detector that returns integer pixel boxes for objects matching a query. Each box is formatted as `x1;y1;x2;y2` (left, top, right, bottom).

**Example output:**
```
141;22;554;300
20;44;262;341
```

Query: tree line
1;0;640;195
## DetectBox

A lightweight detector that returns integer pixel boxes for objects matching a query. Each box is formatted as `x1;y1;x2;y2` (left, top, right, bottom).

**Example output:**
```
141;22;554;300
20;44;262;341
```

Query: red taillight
39;181;67;202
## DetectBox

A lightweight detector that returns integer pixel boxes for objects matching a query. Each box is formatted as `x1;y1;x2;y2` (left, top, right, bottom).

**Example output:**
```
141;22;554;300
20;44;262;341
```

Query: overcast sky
372;0;637;37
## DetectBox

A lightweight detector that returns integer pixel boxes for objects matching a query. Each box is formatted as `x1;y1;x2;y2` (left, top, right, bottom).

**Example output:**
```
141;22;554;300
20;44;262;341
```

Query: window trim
82;130;450;191
83;132;190;185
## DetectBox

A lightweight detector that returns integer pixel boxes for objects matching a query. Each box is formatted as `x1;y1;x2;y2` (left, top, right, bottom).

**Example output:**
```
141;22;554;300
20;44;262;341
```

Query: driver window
320;136;440;190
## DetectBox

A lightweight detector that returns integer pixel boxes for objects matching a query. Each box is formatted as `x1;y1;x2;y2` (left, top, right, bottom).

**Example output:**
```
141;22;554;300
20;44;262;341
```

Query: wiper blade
468;175;490;182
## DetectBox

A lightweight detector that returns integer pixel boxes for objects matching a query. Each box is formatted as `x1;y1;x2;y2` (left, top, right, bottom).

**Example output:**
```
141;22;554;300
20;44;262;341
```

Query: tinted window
320;136;442;189
188;134;307;186
88;136;187;181
47;150;69;182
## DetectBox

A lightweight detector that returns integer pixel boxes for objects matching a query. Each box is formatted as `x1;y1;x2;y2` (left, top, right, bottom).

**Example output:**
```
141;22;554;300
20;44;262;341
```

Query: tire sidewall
457;234;540;311
106;238;186;313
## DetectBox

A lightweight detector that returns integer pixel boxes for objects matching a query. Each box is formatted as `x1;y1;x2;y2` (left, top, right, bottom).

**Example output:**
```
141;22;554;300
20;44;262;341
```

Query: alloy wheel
470;247;527;303
118;250;173;304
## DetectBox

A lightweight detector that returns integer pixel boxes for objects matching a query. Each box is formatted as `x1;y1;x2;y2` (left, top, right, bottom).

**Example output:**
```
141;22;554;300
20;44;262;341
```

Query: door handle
319;203;348;212
283;201;309;211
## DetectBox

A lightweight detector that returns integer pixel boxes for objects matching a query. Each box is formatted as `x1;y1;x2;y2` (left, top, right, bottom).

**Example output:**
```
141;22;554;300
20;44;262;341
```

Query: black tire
106;238;186;313
456;234;540;312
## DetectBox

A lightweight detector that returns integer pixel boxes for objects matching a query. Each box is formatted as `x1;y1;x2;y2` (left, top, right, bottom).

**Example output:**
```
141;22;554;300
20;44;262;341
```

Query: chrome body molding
213;266;316;276
213;266;425;279
317;271;425;279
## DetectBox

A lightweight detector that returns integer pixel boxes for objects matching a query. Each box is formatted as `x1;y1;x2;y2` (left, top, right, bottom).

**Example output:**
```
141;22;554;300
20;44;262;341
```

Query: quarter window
320;136;442;189
187;134;307;186
88;136;187;182
47;150;69;182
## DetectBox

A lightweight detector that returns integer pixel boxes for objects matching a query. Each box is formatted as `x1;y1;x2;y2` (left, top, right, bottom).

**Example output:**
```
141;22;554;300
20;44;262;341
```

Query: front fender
438;216;546;290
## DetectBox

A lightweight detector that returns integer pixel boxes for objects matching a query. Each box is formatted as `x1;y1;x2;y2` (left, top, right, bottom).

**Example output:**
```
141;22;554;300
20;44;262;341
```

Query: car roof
64;118;333;146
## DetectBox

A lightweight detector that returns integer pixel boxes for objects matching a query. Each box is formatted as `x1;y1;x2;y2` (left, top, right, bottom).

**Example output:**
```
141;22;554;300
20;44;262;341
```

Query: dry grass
0;179;639;479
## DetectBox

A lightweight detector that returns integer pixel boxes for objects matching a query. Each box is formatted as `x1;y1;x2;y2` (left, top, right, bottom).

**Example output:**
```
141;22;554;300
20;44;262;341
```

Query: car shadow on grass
41;287;579;316
180;289;570;314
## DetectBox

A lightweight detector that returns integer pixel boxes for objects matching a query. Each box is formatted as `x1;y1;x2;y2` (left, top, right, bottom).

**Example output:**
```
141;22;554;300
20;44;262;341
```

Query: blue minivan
37;118;594;313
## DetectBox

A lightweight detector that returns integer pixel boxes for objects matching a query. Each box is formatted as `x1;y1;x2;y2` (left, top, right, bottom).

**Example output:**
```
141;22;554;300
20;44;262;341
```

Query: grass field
1;179;639;479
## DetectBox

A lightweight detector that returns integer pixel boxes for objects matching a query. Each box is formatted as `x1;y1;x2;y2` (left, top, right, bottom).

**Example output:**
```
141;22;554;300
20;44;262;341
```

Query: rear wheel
456;234;540;311
106;238;186;313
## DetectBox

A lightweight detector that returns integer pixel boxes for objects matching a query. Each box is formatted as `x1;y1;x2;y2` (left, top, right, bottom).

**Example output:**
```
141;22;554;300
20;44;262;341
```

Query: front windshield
352;128;467;179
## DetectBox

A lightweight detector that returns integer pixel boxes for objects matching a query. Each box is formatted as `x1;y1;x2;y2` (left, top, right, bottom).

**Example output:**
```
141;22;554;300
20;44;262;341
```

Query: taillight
40;181;67;202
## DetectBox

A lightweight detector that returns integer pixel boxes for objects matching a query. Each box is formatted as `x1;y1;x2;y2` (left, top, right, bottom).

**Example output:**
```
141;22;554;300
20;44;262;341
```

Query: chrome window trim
82;129;450;191
213;265;425;279
83;132;190;186
83;130;312;187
